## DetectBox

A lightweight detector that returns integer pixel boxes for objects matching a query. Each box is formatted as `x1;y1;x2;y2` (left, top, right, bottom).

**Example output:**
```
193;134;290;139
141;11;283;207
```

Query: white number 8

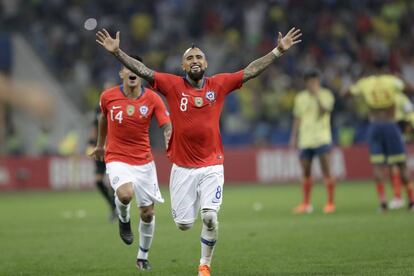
180;97;188;112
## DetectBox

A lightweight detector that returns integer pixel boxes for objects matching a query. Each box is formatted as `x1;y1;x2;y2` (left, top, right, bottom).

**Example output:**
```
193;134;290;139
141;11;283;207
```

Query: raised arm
243;27;302;83
96;29;154;83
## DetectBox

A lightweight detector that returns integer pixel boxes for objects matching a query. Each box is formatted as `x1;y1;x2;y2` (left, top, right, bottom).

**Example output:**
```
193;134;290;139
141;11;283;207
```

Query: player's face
119;67;140;88
306;77;320;93
182;48;208;81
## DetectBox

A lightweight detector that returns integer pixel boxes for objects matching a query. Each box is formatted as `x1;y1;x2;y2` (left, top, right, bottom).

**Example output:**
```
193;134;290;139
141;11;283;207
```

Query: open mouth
191;65;201;70
128;75;137;81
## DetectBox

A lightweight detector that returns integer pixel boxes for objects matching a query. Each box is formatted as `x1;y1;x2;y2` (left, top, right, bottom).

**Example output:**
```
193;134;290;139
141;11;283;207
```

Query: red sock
376;182;386;203
405;183;414;203
324;177;335;204
391;171;402;199
302;177;312;205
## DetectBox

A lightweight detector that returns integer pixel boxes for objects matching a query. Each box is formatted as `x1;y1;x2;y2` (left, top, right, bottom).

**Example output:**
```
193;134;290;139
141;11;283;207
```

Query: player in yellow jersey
290;69;336;214
348;72;414;212
388;93;414;209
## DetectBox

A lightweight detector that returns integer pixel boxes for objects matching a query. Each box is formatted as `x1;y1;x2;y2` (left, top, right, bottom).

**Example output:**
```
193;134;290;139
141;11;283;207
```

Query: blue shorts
367;121;406;164
299;144;331;161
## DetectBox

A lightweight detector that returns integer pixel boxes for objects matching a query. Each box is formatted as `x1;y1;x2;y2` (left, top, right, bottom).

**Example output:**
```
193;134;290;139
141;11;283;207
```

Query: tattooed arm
161;122;172;149
243;52;278;83
113;48;154;83
243;27;302;83
96;29;154;83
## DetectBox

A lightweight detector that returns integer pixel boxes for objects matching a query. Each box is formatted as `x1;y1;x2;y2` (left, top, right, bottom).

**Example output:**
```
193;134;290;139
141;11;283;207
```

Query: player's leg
198;165;224;276
293;148;314;214
317;145;335;213
106;162;135;244
394;162;414;210
389;165;404;209
95;160;116;220
136;204;154;270
132;161;165;270
385;122;414;210
169;164;200;231
367;123;388;211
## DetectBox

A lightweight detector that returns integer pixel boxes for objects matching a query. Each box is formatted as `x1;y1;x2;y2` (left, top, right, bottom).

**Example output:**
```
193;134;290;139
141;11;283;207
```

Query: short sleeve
152;92;171;127
152;72;180;96
99;92;107;116
211;70;244;95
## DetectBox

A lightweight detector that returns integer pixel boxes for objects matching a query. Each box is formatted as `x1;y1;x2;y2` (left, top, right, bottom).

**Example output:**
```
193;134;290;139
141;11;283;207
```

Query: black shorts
95;160;106;174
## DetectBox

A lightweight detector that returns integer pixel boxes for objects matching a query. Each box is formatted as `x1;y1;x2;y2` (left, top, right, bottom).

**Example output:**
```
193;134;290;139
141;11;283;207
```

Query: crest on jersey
205;91;216;102
194;97;203;107
139;105;149;116
126;105;135;116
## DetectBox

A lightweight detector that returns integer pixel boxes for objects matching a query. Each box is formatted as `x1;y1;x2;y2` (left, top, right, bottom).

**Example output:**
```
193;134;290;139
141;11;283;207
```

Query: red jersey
100;85;170;165
152;71;244;167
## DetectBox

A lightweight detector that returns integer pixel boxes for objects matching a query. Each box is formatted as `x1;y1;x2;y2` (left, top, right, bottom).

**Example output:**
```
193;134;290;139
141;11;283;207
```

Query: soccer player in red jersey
96;28;301;276
89;55;172;271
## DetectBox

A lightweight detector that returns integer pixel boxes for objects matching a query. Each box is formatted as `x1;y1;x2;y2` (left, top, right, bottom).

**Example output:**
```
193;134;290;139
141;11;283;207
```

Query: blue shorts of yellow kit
367;121;406;164
299;144;331;161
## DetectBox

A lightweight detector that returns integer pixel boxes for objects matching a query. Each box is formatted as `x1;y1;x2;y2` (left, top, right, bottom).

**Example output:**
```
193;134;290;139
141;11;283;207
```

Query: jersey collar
184;74;206;89
120;84;145;100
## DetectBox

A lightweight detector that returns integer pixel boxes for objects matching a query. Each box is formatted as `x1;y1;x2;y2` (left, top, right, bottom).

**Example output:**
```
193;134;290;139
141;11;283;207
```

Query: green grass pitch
1;182;414;275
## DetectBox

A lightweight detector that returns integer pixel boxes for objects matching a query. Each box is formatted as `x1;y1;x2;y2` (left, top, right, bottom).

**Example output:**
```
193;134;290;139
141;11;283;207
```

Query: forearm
243;52;278;83
161;122;172;148
113;48;154;83
290;118;300;141
96;114;107;148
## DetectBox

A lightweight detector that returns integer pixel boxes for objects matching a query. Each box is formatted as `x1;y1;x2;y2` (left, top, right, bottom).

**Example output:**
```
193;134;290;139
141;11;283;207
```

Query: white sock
115;196;130;223
200;222;218;266
137;217;155;260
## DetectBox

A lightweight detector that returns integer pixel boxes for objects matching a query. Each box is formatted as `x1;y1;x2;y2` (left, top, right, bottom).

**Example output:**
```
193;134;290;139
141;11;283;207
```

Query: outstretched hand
96;29;120;53
277;27;302;53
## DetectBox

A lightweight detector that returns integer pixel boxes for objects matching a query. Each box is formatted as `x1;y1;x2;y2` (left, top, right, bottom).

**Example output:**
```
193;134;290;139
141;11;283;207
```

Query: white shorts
169;163;224;224
106;161;164;207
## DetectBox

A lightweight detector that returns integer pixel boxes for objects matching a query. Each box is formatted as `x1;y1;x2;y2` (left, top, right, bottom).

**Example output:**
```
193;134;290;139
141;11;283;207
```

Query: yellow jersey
350;74;404;109
293;88;334;149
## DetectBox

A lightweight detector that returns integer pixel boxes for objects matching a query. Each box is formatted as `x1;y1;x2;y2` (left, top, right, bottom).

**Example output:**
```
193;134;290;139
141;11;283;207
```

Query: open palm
96;29;120;53
277;27;302;52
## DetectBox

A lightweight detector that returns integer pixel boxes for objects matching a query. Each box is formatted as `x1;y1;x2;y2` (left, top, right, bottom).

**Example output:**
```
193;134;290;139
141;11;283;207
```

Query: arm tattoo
113;49;155;83
161;122;172;149
243;52;276;83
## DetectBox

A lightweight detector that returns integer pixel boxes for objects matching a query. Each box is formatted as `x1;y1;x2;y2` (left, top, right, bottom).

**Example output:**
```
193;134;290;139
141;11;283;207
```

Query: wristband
272;47;284;57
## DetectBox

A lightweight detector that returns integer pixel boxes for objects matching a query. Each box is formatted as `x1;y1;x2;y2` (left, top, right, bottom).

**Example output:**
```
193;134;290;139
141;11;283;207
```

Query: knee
176;222;193;231
201;210;218;230
140;207;154;223
117;191;133;204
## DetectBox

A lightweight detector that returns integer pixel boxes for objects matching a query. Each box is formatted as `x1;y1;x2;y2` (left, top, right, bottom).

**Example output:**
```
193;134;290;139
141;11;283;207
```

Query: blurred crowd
1;0;414;154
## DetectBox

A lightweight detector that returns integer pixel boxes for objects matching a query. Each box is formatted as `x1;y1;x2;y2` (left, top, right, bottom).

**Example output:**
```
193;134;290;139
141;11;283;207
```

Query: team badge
194;97;203;107
139;105;149;116
126;105;135;116
206;91;216;102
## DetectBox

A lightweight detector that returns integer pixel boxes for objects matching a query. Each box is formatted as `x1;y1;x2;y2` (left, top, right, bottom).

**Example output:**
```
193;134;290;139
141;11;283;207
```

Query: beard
187;69;205;81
